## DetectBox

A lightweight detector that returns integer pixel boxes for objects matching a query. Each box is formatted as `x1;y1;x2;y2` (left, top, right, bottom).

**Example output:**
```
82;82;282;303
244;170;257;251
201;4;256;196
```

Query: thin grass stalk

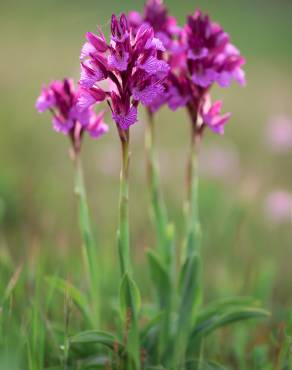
74;155;99;326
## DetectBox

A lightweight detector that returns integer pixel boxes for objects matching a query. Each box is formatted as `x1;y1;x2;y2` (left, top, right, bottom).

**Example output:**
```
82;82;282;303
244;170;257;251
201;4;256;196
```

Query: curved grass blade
70;330;122;350
1;265;22;306
196;296;259;324
46;276;92;326
141;311;164;345
191;307;269;340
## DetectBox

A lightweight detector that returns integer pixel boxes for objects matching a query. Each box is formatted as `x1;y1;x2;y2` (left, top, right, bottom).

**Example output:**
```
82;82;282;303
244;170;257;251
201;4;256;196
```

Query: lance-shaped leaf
196;296;259;324
70;330;122;350
119;273;141;320
147;249;172;361
190;307;269;341
172;253;201;369
147;250;171;309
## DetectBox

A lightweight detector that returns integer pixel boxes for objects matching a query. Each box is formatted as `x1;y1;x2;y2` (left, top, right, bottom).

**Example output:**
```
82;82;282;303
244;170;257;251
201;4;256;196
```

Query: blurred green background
0;0;292;367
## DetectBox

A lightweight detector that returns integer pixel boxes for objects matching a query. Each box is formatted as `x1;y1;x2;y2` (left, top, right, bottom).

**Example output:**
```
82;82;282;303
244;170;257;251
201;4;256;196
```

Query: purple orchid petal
145;36;166;51
80;62;105;88
201;99;231;135
112;106;138;130
35;87;56;112
86;111;109;138
132;83;164;105
86;32;108;52
108;51;129;71
80;42;96;60
187;47;209;61
77;87;106;111
191;68;218;88
138;55;170;76
233;67;246;86
167;86;190;111
52;116;74;134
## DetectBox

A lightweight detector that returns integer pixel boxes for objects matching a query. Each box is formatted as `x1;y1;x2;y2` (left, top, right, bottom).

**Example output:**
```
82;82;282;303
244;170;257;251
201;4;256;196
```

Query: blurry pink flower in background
266;115;292;153
264;190;292;224
199;143;240;182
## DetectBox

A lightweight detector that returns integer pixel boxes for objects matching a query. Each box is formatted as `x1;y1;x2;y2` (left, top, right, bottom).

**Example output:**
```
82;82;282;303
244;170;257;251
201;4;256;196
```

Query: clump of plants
35;1;269;369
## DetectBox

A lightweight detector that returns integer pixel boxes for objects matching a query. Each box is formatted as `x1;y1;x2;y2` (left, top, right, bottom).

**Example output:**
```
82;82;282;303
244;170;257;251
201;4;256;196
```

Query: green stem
145;112;170;265
74;155;99;326
117;129;130;276
185;120;202;258
117;129;140;370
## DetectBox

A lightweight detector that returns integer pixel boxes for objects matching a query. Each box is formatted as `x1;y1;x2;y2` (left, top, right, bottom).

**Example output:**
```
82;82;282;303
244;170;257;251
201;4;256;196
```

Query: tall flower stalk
74;154;100;323
117;128;141;370
77;13;170;368
36;79;108;326
117;127;131;275
185;109;201;258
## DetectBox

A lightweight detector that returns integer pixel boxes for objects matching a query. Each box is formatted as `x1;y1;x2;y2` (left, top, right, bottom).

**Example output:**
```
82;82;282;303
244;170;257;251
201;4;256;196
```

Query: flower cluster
36;79;108;150
133;2;245;135
172;10;245;135
185;10;245;89
36;4;246;139
78;13;170;130
128;0;180;53
128;0;183;113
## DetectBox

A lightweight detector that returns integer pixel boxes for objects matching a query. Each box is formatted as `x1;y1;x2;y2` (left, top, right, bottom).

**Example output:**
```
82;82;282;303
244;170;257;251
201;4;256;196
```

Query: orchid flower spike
36;79;108;153
78;13;170;132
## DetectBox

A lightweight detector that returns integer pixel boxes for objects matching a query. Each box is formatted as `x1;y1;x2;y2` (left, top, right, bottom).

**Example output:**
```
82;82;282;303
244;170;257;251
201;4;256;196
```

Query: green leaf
190;307;269;340
1;265;22;305
78;355;109;368
147;249;173;361
141;311;165;343
147;250;171;309
119;273;141;370
172;253;201;368
45;276;92;326
119;273;141;320
196;296;259;324
70;330;122;350
185;359;229;370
